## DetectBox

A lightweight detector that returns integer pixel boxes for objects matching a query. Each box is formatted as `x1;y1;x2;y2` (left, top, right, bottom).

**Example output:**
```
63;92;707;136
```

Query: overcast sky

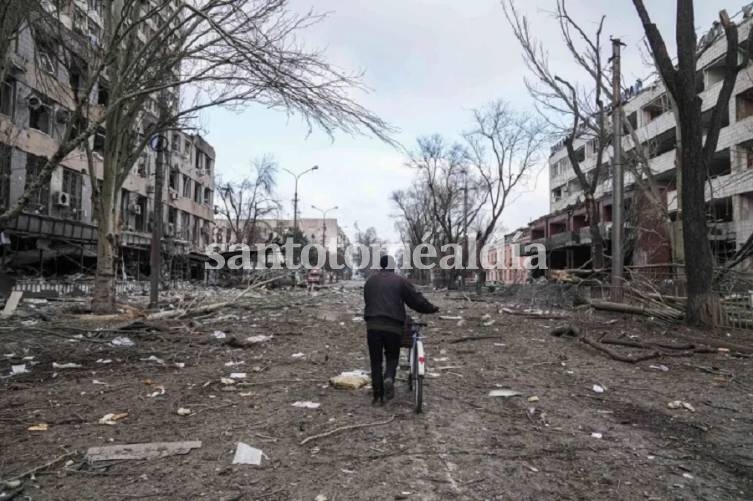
203;0;732;243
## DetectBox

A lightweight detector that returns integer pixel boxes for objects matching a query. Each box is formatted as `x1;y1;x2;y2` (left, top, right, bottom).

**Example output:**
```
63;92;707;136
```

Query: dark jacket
363;270;438;333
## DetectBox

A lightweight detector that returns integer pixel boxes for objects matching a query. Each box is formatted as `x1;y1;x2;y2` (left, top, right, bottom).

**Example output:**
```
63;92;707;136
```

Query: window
97;81;109;106
642;95;670;124
25;154;50;214
0;78;14;117
203;187;211;206
93;128;106;154
194;182;202;203
172;133;180;152
205;157;212;177
182;174;191;198
29;95;52;134
35;35;57;75
195;150;204;172
137;153;148;177
184;139;191;156
61;168;83;220
0;145;10;211
737;88;753;121
169;168;179;191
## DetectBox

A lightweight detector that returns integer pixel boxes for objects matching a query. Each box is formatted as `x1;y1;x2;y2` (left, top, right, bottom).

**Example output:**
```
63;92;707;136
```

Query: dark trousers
367;329;401;398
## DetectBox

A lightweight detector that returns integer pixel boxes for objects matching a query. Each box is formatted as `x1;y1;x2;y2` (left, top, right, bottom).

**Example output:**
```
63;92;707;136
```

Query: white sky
202;0;733;243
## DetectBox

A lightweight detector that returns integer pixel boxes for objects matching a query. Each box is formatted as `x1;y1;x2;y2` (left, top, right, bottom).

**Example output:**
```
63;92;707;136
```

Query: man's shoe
384;378;395;401
372;395;384;406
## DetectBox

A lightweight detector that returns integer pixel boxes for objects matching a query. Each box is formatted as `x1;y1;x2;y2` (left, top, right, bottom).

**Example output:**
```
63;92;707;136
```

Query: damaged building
536;9;753;278
0;1;216;284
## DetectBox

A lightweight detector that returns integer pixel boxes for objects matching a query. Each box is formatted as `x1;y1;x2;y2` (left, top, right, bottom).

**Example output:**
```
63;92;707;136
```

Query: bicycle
407;320;427;413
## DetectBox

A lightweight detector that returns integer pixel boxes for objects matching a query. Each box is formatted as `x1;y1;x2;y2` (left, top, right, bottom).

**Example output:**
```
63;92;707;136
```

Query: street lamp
311;204;338;249
282;165;319;238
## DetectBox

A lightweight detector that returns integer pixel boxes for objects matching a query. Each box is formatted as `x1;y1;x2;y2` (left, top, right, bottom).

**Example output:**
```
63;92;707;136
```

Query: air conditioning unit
165;223;175;237
27;94;43;111
55;107;71;124
170;191;179;200
213;205;221;215
129;203;142;215
55;191;71;207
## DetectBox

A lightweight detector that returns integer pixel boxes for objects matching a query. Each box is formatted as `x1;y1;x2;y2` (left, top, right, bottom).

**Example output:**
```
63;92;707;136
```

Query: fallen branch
1;450;77;483
589;300;683;321
450;335;506;344
300;415;395;446
146;273;288;321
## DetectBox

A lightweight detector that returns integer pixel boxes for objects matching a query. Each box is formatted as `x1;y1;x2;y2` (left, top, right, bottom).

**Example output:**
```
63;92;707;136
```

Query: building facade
0;1;216;279
541;8;753;273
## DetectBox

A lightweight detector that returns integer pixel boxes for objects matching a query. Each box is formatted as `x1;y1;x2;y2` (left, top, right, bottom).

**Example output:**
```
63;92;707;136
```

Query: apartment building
0;0;215;279
539;6;753;273
214;218;341;254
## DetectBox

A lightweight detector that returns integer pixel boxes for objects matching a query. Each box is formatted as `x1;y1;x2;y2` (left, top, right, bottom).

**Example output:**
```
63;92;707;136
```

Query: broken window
172;133;180;152
137;153;148;177
29;95;52;134
25;154;50;214
0;145;10;211
736;88;753;121
203;187;211;206
0;78;15;117
35;35;57;75
97;81;109;106
61;168;83;220
642;94;670;124
93;128;106;154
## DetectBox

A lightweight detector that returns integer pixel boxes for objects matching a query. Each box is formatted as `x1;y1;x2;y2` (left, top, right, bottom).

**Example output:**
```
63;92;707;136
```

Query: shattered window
0;144;10;211
62;167;83;220
24;153;50;214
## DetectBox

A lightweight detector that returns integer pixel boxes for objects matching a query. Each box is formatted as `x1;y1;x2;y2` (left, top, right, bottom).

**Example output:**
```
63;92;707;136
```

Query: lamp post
311;205;338;251
282;165;319;238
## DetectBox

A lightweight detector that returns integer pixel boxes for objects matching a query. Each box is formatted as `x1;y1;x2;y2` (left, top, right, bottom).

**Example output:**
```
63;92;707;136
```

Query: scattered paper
27;423;48;432
668;400;695;412
229;373;247;379
291;353;305;359
176;407;192;416
292;401;321;409
147;386;166;398
52;362;82;369
591;432;603;439
140;355;165;365
245;335;272;344
211;331;227;340
232;442;263;465
11;364;28;375
489;389;522;398
592;384;605;394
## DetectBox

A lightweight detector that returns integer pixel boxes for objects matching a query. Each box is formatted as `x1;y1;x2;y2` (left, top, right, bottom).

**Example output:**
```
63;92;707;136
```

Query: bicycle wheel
412;346;423;413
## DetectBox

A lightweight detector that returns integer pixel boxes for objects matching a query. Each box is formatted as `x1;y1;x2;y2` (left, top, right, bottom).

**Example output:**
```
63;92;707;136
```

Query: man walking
363;255;439;404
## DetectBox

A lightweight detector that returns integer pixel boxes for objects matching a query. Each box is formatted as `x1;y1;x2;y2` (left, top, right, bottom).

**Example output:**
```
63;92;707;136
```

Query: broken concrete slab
85;441;202;462
1;291;24;318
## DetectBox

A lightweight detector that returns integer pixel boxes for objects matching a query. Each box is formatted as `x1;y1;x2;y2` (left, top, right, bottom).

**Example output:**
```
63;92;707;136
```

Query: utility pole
462;169;469;290
149;93;169;309
610;38;625;302
312;204;338;251
283;166;319;238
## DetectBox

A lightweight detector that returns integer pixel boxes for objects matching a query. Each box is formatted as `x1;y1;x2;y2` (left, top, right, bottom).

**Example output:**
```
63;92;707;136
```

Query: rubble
330;370;370;389
85;441;202;462
232;443;263;465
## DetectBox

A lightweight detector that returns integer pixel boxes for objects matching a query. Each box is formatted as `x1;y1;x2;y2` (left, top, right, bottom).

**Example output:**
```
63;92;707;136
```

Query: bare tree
217;155;280;246
464;99;548;290
0;0;394;312
631;1;753;327
391;181;435;283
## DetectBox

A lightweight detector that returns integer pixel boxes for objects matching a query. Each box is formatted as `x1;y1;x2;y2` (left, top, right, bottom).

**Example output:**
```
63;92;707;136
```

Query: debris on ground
110;336;135;347
85;441;202;462
592;384;605;394
488;389;522;398
98;413;129;425
667;400;696;412
1;291;24;318
292;401;321;409
176;408;192;416
232;443;263;465
211;330;227;340
27;423;48;432
330;370;370;389
52;362;82;369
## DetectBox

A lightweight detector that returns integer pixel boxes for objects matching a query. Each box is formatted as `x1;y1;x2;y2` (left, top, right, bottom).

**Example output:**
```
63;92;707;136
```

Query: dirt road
1;284;752;500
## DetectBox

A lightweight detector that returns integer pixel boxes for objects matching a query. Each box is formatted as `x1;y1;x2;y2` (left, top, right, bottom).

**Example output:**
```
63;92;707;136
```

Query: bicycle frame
409;324;426;377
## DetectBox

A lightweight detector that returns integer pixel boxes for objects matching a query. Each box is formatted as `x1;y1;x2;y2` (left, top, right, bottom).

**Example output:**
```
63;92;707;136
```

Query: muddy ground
1;282;752;500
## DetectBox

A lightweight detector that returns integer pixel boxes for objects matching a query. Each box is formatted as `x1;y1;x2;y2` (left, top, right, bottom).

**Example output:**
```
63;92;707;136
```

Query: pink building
485;229;530;284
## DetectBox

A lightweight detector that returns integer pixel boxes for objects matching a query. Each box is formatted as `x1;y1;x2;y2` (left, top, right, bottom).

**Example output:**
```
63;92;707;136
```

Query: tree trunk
586;194;605;269
91;152;120;314
92;209;118;313
677;100;723;327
